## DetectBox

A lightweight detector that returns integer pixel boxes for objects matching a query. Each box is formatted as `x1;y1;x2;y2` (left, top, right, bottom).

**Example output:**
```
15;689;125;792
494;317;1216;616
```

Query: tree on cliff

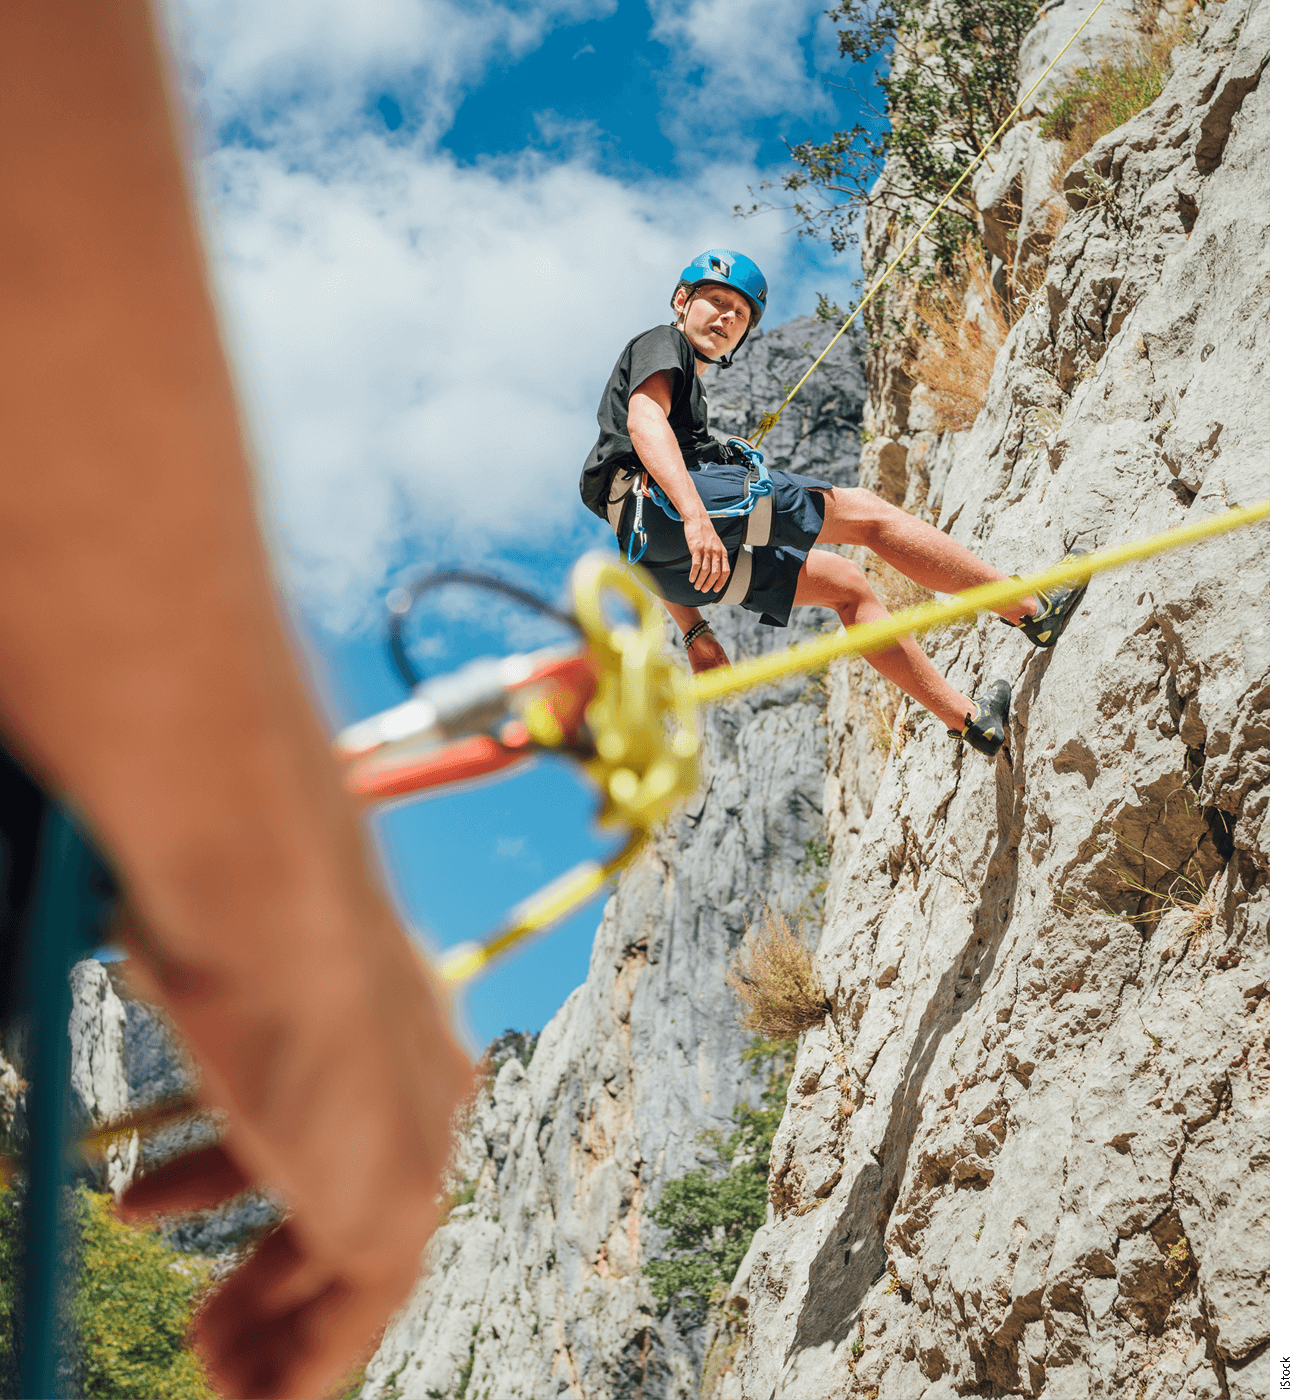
741;0;1039;271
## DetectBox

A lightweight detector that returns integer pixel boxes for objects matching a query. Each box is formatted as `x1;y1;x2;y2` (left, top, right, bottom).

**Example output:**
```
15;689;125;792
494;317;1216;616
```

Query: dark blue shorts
615;461;834;627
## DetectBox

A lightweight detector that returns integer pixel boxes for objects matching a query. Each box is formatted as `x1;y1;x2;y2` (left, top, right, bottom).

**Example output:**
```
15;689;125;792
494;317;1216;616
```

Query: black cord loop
385;568;580;690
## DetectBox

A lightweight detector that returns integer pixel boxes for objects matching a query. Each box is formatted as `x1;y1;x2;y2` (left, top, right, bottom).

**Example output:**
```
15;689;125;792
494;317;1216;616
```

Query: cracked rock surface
739;3;1268;1397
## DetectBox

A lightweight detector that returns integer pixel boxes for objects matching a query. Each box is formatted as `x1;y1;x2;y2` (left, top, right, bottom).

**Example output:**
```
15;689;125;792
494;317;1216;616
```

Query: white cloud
167;0;615;143
647;0;837;152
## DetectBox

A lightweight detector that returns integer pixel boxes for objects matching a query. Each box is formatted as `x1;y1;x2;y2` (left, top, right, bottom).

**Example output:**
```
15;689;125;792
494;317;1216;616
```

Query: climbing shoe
1001;547;1090;648
950;679;1012;756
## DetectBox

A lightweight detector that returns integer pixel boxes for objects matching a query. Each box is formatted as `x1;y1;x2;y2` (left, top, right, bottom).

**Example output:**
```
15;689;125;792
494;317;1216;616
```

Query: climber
578;248;1088;755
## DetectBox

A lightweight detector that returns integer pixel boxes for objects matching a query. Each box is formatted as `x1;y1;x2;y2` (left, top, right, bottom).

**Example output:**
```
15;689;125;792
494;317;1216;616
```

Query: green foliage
802;837;831;869
644;1041;796;1311
0;1184;20;1398
74;1187;216;1400
643;1171;768;1310
453;1325;477;1399
0;1182;215;1400
447;1180;477;1211
484;1029;538;1076
746;0;1038;272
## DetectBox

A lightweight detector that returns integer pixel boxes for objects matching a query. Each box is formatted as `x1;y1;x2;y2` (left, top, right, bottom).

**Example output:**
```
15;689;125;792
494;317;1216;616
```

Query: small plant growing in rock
803;837;831;869
850;1337;865;1360
1165;1234;1193;1288
1107;836;1215;941
1044;5;1200;185
727;907;831;1040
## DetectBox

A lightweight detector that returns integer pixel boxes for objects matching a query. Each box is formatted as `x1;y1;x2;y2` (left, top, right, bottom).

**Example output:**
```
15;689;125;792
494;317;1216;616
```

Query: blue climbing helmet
672;248;768;363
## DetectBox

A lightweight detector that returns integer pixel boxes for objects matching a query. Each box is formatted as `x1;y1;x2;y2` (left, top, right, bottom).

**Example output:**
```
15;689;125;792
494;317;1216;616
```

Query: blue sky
168;0;884;1049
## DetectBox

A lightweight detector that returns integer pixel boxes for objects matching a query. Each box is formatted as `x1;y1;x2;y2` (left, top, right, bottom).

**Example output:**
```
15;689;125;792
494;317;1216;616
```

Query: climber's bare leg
814;487;1038;625
794;550;974;733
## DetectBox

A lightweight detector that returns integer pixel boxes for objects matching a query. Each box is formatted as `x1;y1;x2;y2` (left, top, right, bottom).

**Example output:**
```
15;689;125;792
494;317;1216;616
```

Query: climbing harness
611;439;774;610
749;0;1111;449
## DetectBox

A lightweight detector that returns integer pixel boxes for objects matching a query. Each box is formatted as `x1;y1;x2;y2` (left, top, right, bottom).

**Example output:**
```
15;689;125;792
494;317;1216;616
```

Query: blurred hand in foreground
0;3;475;1395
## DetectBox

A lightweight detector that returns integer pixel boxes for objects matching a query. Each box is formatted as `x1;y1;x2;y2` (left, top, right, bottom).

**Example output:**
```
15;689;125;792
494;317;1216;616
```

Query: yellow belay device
335;555;703;985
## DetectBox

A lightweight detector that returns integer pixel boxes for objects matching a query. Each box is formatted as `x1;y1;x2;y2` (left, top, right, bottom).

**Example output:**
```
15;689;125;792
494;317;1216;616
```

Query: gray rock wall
361;317;870;1400
737;3;1269;1397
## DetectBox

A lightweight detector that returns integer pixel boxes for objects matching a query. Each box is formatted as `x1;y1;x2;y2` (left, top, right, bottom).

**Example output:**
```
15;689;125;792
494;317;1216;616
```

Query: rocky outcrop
360;316;869;1400
68;960;139;1198
737;3;1269;1398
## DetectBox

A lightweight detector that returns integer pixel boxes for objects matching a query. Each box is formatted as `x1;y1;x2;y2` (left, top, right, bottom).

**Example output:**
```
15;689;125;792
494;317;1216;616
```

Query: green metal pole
18;807;114;1400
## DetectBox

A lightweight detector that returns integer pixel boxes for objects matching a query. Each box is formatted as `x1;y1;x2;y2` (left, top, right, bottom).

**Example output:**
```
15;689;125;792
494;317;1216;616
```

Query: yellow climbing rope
436;501;1268;985
692;501;1270;704
750;0;1111;449
80;498;1270;1166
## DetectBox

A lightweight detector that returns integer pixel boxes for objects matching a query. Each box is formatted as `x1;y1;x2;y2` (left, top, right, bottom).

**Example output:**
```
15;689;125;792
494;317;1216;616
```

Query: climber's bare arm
0;5;473;1398
661;601;730;674
627;372;730;593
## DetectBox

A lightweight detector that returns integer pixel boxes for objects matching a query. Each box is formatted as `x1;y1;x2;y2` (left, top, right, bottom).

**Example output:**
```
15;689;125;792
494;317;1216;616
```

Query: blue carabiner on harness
625;438;771;567
642;438;772;522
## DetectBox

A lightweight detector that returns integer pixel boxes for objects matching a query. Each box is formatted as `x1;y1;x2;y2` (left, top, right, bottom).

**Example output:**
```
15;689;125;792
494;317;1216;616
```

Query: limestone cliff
736;2;1270;1397
369;2;1268;1397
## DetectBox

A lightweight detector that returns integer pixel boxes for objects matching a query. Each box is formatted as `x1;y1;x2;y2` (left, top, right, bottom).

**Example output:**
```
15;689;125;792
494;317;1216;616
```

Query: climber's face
673;281;752;362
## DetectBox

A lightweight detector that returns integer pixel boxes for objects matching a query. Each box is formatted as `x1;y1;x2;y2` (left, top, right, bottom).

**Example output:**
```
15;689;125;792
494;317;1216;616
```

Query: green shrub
0;1182;216;1398
74;1187;216;1399
644;1041;795;1311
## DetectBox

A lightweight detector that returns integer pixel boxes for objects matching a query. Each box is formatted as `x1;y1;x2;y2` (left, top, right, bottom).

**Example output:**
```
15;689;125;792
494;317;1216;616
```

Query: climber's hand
687;632;730;674
684;514;730;593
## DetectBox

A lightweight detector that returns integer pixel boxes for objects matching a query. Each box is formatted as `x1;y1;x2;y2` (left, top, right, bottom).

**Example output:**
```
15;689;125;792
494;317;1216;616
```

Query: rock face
68;961;139;1198
738;3;1270;1398
361;315;869;1400
59;962;280;1253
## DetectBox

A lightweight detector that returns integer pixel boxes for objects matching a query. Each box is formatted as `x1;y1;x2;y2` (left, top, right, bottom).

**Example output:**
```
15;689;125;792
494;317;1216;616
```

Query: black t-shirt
579;324;726;519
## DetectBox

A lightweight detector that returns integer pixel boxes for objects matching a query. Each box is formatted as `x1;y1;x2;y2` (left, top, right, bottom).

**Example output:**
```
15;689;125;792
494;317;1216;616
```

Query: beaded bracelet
682;620;714;651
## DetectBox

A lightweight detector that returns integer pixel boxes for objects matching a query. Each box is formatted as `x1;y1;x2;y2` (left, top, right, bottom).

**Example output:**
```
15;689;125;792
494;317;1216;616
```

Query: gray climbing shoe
1002;547;1089;648
950;679;1012;756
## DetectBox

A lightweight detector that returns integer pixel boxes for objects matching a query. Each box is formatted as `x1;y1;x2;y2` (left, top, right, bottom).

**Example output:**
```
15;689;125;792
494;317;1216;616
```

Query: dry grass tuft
1044;10;1198;186
905;240;1009;433
726;906;830;1040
